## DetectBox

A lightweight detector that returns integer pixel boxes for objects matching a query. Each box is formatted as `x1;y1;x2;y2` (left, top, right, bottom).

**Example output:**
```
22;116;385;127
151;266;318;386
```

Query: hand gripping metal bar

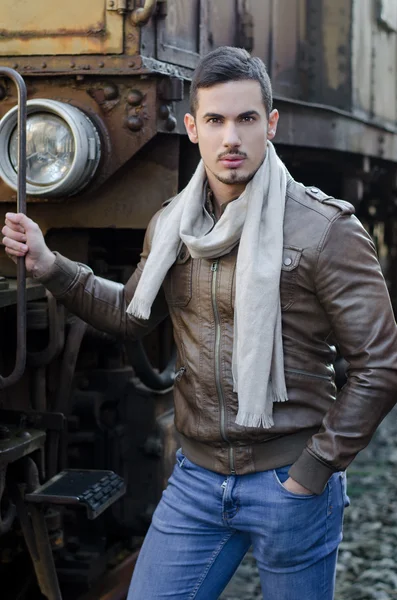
0;67;27;389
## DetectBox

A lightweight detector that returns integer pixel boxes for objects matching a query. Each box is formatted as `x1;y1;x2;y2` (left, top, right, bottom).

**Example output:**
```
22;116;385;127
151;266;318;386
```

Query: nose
222;122;241;148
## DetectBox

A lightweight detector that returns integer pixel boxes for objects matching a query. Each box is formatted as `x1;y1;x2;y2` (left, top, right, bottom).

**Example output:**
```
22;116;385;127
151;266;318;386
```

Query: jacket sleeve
289;213;397;494
34;211;169;340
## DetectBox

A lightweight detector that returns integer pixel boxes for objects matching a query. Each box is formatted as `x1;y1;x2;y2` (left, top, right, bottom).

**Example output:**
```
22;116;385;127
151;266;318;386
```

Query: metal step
25;469;126;520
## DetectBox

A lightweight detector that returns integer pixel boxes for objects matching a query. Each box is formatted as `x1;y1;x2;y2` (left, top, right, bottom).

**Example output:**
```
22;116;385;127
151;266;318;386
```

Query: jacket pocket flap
281;247;302;271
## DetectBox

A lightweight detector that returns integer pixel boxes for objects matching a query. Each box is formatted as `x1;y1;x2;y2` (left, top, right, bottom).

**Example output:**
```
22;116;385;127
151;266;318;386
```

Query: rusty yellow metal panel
0;0;124;55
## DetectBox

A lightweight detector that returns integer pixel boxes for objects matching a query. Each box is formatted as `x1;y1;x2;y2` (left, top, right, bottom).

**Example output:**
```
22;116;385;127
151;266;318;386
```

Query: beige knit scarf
127;141;288;428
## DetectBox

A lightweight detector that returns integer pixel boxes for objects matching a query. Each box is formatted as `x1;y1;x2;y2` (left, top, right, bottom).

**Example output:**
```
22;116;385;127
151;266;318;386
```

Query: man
3;47;397;600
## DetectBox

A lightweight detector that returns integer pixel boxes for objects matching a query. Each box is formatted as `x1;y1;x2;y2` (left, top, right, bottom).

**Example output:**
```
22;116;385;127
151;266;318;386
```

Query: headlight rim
0;99;101;197
8;112;76;187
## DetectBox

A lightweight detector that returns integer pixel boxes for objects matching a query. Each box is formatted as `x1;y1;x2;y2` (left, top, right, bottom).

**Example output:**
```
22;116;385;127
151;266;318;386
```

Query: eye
240;115;256;123
207;117;222;124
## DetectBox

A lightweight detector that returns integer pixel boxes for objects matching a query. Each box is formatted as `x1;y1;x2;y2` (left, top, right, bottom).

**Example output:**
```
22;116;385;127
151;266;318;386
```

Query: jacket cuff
288;448;336;495
33;251;80;297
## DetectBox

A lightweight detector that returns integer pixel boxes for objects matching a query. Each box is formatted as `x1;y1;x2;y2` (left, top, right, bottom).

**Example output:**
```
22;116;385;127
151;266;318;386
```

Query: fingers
2;236;28;255
1;225;26;243
5;218;25;234
5;213;38;234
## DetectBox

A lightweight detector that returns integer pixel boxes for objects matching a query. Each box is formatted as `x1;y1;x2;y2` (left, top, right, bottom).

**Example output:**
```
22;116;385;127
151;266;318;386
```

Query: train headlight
0;99;101;197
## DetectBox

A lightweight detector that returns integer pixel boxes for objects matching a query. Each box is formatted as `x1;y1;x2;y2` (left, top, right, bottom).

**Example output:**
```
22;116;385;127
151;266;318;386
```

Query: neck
205;169;246;218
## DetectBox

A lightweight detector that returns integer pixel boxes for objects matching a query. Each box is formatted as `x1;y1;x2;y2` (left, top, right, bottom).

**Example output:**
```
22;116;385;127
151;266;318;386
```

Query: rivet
103;84;118;101
283;257;292;266
310;187;319;194
165;115;177;132
12;63;18;69
41;62;47;68
70;62;76;68
128;61;135;68
127;89;143;106
158;104;170;119
98;61;104;68
126;115;143;132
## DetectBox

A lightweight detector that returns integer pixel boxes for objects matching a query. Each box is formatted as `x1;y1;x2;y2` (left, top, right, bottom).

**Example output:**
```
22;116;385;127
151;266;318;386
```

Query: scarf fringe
234;389;288;429
126;296;151;320
235;411;274;429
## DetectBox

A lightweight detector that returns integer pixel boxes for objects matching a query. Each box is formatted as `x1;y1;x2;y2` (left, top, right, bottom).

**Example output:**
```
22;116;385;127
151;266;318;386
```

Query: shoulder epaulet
305;186;355;215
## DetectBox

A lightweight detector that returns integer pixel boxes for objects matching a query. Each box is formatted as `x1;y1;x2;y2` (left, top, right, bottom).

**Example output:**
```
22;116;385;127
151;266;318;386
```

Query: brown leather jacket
36;178;397;494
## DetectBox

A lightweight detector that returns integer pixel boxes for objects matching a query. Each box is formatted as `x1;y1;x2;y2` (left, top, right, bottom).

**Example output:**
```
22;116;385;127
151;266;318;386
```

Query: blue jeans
127;449;349;600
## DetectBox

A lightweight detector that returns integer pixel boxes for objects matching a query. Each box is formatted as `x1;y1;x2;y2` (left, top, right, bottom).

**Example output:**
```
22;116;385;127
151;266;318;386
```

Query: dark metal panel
206;0;238;50
250;0;272;66
156;0;202;68
306;0;353;110
269;0;305;99
371;1;397;123
274;96;397;161
351;0;372;118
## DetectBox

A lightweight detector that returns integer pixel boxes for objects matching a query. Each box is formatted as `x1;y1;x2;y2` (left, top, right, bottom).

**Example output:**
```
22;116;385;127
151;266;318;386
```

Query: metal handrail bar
0;67;27;389
131;0;158;25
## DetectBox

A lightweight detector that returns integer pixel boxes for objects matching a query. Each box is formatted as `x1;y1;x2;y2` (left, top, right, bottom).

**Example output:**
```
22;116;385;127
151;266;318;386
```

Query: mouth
219;155;246;169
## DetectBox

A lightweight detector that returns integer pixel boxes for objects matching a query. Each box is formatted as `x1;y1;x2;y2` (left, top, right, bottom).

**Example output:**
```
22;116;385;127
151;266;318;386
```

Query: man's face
184;80;279;189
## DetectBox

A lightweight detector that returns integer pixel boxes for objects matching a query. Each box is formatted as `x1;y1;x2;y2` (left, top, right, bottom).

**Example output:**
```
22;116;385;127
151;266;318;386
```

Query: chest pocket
165;245;193;307
280;246;302;311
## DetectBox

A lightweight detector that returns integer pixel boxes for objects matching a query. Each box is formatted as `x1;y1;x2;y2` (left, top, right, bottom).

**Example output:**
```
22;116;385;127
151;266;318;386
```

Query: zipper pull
174;366;186;382
221;479;227;490
211;261;218;272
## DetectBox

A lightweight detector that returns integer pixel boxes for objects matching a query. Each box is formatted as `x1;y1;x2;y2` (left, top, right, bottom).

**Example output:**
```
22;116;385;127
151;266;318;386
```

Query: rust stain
0;23;106;39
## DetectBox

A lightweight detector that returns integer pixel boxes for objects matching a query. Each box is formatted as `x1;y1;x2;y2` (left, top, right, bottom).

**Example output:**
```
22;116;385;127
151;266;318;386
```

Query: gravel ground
220;405;397;600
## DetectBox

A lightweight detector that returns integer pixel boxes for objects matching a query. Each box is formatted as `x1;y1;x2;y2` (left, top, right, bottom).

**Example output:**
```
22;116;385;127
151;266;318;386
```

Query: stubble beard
212;155;266;186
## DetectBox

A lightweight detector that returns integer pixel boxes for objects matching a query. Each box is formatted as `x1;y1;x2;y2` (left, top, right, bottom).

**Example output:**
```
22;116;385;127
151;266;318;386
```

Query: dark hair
190;46;273;117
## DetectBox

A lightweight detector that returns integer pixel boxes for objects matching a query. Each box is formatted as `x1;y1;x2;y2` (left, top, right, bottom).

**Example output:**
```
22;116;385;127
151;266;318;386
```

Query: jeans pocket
175;448;187;468
339;472;351;508
272;465;316;498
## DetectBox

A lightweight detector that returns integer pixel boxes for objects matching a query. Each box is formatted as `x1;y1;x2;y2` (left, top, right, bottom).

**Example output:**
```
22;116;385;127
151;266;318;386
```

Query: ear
267;109;279;141
184;113;199;144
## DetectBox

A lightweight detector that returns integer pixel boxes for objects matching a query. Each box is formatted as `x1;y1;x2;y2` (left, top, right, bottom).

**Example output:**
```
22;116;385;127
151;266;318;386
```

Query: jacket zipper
211;260;236;474
285;368;331;381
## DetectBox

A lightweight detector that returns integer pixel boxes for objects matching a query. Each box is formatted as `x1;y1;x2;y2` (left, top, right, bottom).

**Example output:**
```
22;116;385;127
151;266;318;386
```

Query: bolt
12;63;18;69
126;115;143;131
41;62;47;68
98;61;104;68
70;62;76;68
128;61;135;68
